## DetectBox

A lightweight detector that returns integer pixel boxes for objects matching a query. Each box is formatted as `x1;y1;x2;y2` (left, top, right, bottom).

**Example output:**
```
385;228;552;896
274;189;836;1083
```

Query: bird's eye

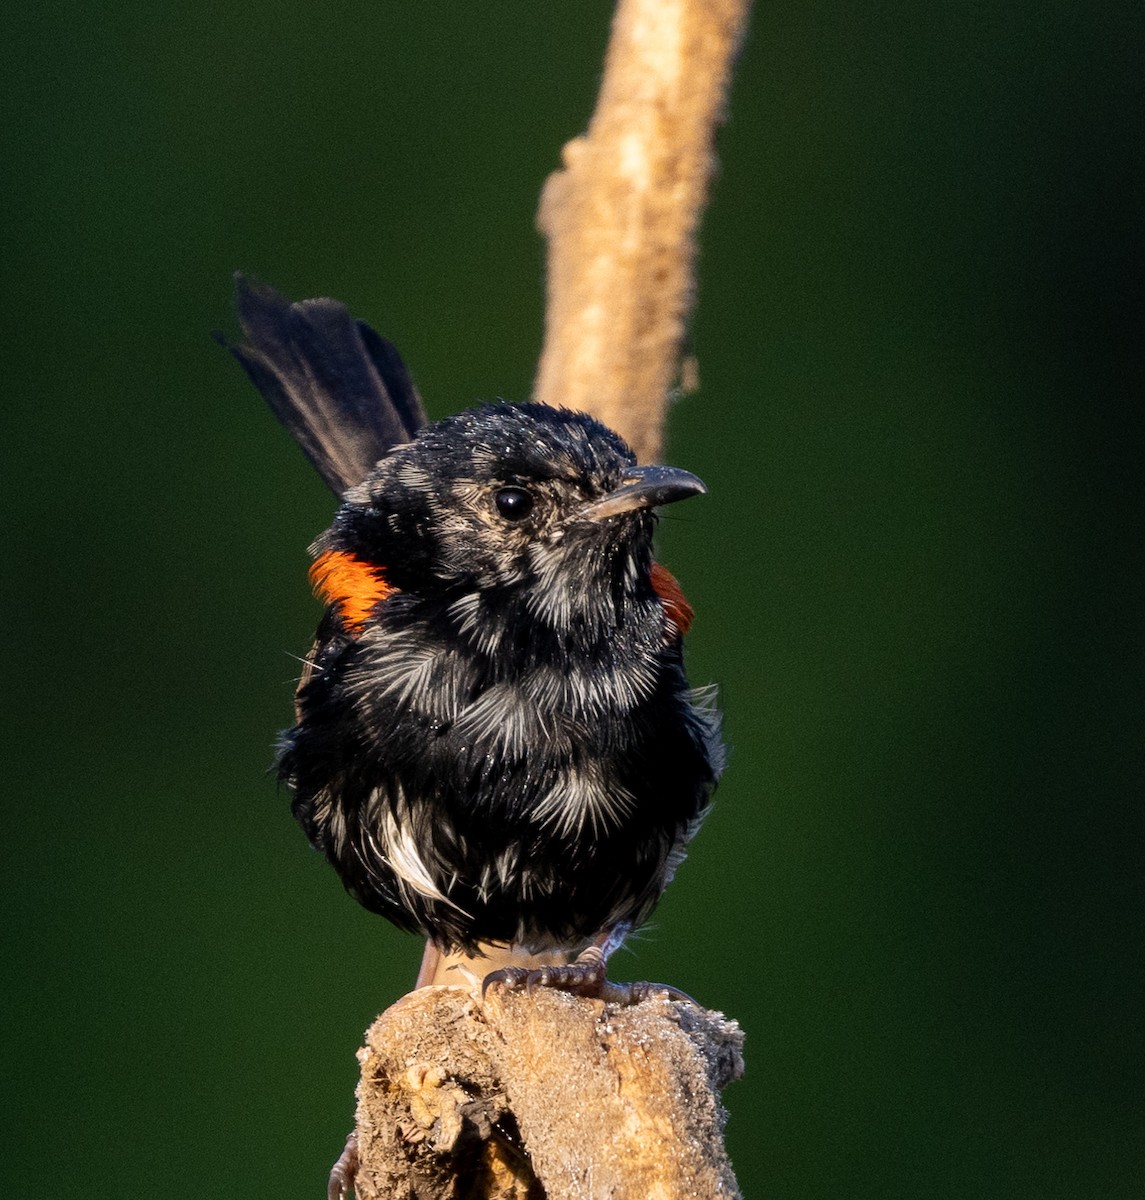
494;486;535;522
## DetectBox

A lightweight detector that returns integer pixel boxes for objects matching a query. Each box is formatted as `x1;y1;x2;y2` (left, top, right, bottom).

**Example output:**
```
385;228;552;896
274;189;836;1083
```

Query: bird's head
321;403;705;626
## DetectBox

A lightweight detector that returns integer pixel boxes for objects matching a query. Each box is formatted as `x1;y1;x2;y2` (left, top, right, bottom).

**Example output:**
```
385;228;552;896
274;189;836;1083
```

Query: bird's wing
223;273;428;494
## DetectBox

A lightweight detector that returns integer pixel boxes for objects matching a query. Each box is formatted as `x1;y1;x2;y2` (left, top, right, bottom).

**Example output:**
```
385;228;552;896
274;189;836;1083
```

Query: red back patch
650;561;694;638
309;550;395;633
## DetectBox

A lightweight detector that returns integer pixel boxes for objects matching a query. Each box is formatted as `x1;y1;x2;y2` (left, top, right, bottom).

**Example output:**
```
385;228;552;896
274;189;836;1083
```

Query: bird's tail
222;273;428;495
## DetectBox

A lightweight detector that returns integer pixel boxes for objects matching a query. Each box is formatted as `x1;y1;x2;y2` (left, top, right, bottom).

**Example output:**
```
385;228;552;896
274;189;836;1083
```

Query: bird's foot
481;945;697;1007
327;1131;358;1200
482;944;607;998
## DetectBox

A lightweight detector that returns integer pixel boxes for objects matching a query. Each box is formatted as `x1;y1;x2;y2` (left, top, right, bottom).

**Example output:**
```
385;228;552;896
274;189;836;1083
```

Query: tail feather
224;274;428;495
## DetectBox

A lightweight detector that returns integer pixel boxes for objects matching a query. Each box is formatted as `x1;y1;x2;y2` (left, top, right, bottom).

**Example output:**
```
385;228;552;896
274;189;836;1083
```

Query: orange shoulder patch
309;549;396;633
650;561;694;638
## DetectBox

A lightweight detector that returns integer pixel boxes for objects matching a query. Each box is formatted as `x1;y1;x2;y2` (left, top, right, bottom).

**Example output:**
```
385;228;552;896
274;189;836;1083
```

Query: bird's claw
482;957;608;999
481;945;697;1007
327;1131;358;1200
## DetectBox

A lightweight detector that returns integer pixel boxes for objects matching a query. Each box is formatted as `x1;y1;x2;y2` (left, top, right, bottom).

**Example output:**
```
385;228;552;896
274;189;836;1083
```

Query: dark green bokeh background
3;3;1142;1196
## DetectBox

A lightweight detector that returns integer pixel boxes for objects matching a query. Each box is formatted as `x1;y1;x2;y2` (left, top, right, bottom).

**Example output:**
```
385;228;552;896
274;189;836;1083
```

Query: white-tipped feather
378;804;470;915
354;628;465;719
532;769;636;839
456;682;562;759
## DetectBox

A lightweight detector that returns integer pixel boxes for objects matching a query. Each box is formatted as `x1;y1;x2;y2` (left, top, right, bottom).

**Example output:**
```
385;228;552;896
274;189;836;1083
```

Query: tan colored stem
533;0;751;462
351;985;744;1199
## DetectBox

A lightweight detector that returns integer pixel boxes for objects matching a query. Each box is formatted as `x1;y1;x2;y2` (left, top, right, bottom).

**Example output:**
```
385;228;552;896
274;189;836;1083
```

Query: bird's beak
582;465;707;522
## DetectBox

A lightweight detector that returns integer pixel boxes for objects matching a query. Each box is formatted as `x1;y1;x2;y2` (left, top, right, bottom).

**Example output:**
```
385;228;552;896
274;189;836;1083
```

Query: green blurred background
3;2;1141;1196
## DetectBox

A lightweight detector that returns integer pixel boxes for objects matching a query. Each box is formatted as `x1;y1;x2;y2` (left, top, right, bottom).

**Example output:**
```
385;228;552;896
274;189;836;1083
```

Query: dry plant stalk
534;0;751;462
351;985;744;1200
349;1;751;1194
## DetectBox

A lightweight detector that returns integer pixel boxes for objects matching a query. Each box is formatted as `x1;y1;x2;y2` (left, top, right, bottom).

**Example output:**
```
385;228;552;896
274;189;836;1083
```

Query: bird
225;274;724;999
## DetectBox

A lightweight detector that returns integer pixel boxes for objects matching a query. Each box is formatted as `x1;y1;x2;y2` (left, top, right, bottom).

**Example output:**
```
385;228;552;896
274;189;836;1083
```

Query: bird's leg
415;939;441;989
416;941;573;989
327;1131;358;1200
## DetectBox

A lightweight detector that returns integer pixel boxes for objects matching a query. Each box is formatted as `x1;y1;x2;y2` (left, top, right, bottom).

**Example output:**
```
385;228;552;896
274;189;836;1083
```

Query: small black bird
227;276;724;995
